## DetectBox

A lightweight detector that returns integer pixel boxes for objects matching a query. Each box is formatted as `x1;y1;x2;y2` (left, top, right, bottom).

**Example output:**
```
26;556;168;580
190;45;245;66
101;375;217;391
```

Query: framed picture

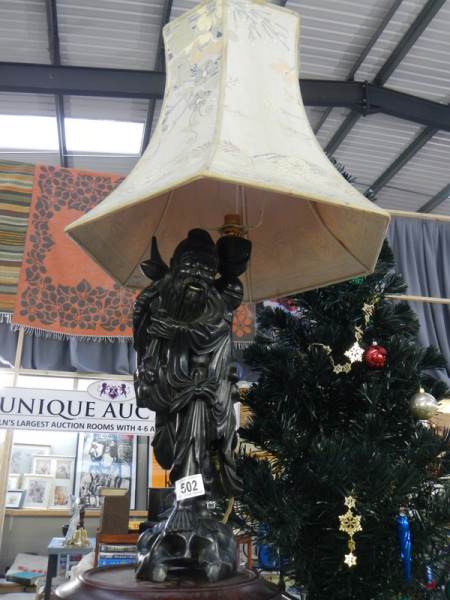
22;475;53;509
10;444;51;475
32;455;53;476
54;457;74;480
75;433;136;509
49;480;72;509
8;475;21;489
6;489;25;509
31;455;75;480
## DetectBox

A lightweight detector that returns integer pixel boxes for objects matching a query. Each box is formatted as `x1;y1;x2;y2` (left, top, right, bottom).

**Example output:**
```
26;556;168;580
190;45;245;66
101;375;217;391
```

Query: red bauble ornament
364;344;387;369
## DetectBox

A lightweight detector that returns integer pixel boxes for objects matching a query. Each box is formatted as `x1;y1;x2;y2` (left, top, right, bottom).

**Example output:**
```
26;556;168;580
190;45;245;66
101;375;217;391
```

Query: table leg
44;554;58;600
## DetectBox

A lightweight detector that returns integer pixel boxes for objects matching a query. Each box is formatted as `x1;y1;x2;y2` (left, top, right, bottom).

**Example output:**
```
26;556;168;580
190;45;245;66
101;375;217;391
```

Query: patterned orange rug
13;164;136;339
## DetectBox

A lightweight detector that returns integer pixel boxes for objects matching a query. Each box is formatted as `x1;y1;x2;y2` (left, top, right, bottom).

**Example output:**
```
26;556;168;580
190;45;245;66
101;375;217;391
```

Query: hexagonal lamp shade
65;0;390;303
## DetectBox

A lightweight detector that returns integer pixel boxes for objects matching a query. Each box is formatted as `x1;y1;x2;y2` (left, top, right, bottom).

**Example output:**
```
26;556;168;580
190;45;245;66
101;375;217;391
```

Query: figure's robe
133;274;242;497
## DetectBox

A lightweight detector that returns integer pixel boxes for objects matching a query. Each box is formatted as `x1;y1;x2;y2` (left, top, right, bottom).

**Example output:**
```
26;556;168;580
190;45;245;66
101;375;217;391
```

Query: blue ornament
396;512;412;583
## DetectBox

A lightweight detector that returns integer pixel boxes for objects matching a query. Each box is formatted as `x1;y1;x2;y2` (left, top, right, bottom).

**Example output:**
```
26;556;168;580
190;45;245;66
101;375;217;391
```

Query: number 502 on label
175;474;205;500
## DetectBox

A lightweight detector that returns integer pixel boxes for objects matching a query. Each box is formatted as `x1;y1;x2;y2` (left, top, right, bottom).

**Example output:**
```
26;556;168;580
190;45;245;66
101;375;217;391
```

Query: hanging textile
12;164;136;340
0;161;34;316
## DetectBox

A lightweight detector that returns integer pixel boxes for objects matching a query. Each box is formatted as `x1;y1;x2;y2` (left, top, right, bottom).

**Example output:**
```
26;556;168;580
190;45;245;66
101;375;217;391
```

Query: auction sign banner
0;381;155;436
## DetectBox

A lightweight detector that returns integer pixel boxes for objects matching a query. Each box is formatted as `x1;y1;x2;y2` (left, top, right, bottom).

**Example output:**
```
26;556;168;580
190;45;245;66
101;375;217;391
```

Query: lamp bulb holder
219;214;248;237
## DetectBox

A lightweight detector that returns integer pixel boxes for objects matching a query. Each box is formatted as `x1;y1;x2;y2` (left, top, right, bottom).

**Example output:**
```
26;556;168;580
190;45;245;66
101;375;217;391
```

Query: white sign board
0;382;155;436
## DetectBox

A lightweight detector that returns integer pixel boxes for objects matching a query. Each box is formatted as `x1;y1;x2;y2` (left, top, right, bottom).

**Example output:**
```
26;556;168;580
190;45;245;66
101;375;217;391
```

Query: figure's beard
166;276;209;321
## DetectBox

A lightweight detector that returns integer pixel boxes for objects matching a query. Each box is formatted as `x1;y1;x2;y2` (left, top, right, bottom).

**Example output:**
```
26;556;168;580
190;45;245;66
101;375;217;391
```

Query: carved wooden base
56;566;282;600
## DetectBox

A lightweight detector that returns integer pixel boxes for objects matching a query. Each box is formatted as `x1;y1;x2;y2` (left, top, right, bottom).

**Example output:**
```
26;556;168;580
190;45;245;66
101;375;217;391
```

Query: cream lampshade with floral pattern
66;0;390;302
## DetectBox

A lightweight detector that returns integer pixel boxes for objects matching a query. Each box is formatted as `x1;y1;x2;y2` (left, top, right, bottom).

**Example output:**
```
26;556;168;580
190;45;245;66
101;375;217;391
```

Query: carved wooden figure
133;226;251;582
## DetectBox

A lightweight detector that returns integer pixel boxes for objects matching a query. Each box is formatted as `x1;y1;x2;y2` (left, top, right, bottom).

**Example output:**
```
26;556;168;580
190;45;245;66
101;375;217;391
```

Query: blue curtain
387;217;450;382
21;334;136;374
0;322;17;368
0;321;135;374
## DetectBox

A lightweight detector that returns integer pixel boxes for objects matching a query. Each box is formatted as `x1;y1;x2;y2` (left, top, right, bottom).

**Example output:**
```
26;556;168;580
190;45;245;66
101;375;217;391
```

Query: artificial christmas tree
236;236;450;599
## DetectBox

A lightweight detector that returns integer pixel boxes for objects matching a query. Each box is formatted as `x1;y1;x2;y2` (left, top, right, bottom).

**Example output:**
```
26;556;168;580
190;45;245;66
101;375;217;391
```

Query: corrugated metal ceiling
353;0;426;82
331;113;423;187
68;153;139;175
380;129;450;202
0;0;50;64
290;0;395;80
57;0;164;70
64;95;148;123
383;2;450;101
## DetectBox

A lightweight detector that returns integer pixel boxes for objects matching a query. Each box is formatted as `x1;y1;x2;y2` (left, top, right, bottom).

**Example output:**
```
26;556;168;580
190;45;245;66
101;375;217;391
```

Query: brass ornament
410;388;438;420
67;527;89;547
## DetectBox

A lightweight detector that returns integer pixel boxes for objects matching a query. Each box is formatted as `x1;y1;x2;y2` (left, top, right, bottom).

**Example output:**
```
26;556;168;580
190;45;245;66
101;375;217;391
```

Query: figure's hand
217;235;251;278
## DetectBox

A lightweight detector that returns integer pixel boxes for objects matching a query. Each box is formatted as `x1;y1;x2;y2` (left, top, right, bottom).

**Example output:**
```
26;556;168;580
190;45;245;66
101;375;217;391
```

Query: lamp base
56;566;282;600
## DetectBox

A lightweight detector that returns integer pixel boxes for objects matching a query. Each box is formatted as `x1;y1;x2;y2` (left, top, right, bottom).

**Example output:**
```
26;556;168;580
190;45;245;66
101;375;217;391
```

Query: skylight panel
65;118;143;154
0;115;59;151
0;115;144;155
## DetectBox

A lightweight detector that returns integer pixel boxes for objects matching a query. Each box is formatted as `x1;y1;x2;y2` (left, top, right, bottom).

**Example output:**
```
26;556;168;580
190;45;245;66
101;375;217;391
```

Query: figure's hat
66;0;390;302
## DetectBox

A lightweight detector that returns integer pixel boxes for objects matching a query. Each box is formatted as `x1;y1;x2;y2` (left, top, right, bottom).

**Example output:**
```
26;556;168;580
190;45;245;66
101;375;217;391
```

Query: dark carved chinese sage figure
133;224;251;583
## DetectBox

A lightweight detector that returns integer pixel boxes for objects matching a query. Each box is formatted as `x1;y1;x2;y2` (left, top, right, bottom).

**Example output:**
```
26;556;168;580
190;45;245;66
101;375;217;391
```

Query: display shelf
5;509;147;517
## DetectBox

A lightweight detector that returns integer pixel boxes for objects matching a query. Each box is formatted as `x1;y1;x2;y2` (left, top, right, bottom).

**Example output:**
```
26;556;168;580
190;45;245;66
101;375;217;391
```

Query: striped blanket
0;161;34;315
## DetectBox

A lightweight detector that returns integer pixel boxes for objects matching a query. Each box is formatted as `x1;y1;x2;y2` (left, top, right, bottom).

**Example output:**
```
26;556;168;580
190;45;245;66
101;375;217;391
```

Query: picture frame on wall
75;433;136;509
22;475;53;509
6;489;25;509
49;480;72;509
10;444;51;475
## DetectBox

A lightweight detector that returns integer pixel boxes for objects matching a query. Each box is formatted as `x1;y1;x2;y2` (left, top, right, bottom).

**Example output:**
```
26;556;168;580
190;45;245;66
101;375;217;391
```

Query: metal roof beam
313;107;332;135
324;109;360;155
1;64;450;131
324;0;445;153
374;0;446;85
347;0;404;81
141;0;173;154
417;183;450;213
0;63;165;99
45;0;68;168
315;0;404;135
365;126;437;197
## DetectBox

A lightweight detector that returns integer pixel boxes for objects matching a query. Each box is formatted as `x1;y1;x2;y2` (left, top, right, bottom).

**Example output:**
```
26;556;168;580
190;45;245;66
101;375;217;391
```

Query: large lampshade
66;0;390;302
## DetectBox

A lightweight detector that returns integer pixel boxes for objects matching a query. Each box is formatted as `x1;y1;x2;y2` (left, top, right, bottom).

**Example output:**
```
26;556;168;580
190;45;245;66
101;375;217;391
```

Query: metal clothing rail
388;209;450;223
386;294;450;304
